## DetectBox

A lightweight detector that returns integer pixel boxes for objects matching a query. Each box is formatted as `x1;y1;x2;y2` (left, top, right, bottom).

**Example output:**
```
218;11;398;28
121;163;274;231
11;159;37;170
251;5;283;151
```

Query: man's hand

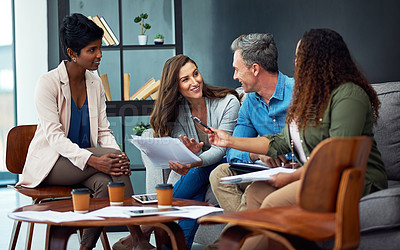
180;135;204;154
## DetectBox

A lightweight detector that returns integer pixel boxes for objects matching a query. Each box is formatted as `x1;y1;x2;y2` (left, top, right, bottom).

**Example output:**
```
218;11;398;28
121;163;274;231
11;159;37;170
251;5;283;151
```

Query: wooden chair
6;125;110;250
199;136;372;250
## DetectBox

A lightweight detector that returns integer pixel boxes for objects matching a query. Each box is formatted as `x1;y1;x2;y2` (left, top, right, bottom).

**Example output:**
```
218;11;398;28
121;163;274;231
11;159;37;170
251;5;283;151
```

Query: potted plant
154;33;164;45
134;13;151;45
133;122;151;136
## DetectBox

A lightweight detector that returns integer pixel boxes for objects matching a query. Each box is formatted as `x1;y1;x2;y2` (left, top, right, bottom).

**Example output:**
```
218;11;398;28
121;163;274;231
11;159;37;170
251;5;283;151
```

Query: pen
190;115;216;134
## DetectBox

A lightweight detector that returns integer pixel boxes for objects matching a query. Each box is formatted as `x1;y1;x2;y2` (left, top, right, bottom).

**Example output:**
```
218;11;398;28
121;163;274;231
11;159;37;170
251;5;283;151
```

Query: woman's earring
72;57;77;62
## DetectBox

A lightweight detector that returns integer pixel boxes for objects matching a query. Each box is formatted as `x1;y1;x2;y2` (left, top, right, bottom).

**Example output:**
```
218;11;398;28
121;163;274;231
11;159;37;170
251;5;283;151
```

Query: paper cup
156;184;173;208
71;188;91;213
107;181;125;206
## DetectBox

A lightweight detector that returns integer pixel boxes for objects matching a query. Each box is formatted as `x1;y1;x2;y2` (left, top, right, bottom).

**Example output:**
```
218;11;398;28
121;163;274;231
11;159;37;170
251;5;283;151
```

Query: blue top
68;97;91;148
227;72;294;163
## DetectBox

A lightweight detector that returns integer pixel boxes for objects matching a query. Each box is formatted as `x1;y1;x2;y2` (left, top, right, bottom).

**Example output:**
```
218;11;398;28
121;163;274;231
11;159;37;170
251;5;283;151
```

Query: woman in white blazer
17;13;135;250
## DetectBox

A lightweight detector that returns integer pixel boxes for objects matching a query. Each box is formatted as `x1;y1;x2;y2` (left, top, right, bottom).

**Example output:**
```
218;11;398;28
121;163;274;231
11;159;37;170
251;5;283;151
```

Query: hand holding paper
129;135;201;169
220;167;296;184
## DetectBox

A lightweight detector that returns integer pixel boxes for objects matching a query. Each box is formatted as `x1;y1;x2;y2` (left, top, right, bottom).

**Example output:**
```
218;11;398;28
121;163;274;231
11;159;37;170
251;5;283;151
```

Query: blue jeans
172;159;226;249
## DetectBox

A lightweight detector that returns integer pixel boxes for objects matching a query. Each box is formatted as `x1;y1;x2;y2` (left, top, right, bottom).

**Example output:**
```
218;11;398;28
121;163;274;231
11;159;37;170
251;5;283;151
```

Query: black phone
190;115;215;134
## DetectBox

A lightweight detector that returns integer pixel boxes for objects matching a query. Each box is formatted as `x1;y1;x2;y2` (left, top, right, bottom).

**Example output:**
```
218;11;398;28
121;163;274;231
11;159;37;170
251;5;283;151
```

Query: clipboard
229;162;270;173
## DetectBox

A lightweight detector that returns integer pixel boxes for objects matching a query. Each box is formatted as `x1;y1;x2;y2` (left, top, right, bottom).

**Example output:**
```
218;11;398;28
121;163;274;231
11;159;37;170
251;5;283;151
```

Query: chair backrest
297;136;372;213
6;125;37;174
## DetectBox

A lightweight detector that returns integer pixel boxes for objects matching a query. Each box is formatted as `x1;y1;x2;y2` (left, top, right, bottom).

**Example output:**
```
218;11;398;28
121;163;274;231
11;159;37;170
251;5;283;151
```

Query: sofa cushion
372;82;400;181
359;186;400;232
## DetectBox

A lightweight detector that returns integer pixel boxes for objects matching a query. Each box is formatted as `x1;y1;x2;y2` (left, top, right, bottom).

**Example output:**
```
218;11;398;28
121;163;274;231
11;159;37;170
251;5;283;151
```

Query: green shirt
264;82;388;196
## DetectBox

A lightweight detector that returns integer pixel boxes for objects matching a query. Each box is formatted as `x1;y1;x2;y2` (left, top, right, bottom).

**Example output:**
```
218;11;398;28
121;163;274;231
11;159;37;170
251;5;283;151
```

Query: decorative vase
154;38;164;45
138;35;147;45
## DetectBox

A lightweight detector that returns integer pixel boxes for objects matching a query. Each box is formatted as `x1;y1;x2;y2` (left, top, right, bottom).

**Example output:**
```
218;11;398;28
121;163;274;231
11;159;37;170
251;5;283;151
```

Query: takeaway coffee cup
71;188;91;213
155;184;173;208
107;181;125;206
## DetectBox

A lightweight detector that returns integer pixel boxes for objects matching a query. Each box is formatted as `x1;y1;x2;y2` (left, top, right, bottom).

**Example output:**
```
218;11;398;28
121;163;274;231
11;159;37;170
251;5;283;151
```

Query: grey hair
230;33;278;73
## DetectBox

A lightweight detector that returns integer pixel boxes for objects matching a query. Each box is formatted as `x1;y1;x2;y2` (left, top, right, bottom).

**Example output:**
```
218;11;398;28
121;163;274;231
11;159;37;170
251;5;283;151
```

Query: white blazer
17;61;119;188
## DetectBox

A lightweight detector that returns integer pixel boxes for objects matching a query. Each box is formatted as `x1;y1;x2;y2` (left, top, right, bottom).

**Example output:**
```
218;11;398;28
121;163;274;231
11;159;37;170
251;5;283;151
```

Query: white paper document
158;206;223;219
220;167;297;184
129;135;201;169
87;206;158;218
88;205;222;219
10;211;104;223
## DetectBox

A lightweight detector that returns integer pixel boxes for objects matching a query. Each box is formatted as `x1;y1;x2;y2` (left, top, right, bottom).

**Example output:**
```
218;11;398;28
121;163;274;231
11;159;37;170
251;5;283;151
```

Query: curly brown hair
286;28;380;129
150;55;239;137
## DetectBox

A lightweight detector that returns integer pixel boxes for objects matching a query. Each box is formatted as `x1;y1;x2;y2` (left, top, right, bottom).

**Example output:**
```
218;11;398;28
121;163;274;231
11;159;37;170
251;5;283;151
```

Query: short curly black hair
59;13;104;60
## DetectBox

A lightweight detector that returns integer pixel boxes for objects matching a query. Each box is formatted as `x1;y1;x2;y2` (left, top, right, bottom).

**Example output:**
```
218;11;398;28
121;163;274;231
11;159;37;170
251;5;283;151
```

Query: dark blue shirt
68;97;91;148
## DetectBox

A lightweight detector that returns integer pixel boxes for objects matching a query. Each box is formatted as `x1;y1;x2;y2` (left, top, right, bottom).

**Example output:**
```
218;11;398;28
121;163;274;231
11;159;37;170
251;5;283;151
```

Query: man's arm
227;99;258;163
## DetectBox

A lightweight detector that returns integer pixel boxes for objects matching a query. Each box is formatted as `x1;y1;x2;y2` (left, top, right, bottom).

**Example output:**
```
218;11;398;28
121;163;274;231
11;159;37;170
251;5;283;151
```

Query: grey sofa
141;82;400;248
358;82;400;249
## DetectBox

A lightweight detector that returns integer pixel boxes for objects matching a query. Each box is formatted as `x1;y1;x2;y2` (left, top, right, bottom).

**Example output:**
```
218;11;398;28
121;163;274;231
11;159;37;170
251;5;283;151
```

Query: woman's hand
267;172;296;189
261;155;288;168
207;127;231;147
179;135;204;154
119;152;131;176
87;153;131;176
169;158;203;175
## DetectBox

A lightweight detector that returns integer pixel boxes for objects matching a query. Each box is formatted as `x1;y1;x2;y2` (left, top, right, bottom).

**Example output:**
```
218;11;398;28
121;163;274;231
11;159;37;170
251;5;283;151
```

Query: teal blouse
68;97;91;148
264;82;387;195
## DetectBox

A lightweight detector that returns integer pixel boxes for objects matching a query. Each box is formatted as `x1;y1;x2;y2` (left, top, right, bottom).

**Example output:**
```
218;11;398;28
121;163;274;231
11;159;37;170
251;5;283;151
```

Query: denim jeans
173;159;226;249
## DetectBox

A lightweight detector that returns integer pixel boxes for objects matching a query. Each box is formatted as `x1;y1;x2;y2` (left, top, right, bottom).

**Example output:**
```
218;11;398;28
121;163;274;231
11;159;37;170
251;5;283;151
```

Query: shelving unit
57;0;183;163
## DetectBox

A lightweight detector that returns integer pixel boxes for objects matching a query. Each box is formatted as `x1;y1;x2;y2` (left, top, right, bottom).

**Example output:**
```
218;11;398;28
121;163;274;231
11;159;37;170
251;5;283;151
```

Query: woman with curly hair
208;28;387;249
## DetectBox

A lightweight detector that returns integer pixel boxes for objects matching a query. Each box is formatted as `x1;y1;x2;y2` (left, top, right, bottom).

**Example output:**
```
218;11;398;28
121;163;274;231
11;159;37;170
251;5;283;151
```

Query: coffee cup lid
71;188;91;195
107;181;125;187
155;183;173;190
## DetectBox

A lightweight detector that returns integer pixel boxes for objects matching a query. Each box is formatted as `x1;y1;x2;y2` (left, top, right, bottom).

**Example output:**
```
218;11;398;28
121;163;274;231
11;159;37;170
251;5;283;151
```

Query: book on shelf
100;16;119;45
89;15;116;46
129;78;160;100
100;74;112;101
88;16;109;46
123;73;131;101
135;79;160;100
149;89;159;100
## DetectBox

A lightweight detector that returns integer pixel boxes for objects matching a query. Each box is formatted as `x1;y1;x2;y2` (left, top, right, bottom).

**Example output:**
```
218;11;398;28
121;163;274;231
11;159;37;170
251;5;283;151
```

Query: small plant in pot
154;33;164;45
134;13;151;45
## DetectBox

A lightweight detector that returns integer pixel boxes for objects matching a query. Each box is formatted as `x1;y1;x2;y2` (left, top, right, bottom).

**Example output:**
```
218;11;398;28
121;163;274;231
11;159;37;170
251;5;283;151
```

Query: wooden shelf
106;100;154;117
101;44;177;51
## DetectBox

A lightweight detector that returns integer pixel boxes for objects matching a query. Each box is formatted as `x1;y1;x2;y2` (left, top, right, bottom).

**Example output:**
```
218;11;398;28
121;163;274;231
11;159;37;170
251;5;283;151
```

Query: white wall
14;0;48;125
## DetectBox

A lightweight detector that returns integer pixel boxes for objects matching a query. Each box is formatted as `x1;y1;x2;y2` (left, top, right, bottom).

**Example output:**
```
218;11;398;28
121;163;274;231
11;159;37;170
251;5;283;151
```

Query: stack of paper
129;135;201;169
220;167;296;184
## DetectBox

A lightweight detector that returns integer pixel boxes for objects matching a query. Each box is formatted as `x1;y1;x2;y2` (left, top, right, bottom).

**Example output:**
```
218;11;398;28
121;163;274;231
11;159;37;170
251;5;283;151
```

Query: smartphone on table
125;207;182;217
132;193;158;204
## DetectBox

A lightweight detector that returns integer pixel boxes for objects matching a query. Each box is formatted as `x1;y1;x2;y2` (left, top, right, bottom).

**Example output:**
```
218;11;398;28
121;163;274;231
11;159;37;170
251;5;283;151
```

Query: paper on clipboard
220;167;296;184
129;135;201;169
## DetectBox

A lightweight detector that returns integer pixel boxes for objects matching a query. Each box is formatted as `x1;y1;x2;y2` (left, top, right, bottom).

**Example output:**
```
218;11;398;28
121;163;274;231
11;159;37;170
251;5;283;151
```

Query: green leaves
154;33;164;39
134;13;151;35
133;122;151;136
